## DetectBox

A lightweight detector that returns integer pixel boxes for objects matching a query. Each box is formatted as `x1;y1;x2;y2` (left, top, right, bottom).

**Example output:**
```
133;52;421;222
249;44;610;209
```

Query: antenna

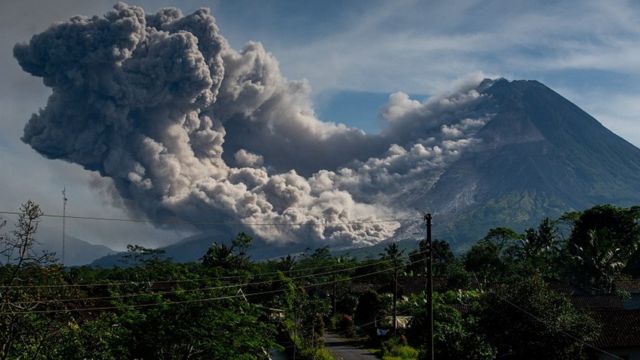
62;187;68;266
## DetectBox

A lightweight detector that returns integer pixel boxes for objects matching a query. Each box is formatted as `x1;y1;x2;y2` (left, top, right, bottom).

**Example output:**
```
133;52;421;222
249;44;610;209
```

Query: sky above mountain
2;0;640;251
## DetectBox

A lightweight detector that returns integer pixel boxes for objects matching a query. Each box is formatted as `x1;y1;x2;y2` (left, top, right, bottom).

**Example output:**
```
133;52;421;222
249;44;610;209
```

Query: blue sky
206;0;640;140
2;0;640;249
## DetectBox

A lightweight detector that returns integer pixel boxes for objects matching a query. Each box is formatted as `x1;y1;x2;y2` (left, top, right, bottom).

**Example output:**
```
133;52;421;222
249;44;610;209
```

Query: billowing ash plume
14;3;493;246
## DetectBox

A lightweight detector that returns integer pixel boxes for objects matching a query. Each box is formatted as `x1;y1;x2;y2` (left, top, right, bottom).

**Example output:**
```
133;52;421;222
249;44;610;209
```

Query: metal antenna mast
424;213;434;360
62;187;67;266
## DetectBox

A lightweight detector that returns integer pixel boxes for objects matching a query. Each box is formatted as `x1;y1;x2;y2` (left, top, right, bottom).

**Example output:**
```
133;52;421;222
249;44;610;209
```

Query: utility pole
424;213;434;360
62;187;68;266
332;272;337;317
292;304;297;360
393;256;398;336
332;257;340;317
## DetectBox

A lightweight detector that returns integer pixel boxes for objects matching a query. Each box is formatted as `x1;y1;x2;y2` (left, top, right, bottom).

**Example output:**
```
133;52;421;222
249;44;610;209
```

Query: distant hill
91;229;314;267
35;235;117;266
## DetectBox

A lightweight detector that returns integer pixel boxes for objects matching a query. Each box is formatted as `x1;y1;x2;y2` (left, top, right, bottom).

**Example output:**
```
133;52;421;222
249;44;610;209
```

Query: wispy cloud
248;0;640;148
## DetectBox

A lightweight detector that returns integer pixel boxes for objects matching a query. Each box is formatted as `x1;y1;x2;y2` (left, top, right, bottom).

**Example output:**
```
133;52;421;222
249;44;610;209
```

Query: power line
0;264;399;315
474;276;624;360
492;296;624;360
6;256;422;304
0;250;424;290
0;210;413;227
4;255;431;312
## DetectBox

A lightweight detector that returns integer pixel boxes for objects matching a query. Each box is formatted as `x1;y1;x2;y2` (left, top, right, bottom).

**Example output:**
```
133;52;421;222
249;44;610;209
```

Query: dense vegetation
1;201;639;359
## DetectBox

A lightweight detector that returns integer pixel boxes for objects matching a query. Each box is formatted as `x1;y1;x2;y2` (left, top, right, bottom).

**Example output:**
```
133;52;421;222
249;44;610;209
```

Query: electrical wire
0;264;402;315
6;254;424;305
0;248;424;290
473;275;624;360
0;210;413;227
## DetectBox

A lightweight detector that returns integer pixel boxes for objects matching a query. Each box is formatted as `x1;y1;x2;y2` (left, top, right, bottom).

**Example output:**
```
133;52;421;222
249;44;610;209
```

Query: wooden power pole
425;213;434;360
393;257;398;336
332;272;337;317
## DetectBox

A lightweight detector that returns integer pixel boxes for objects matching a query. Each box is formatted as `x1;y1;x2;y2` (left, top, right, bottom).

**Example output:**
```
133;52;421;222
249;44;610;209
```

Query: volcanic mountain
396;78;640;247
91;78;640;265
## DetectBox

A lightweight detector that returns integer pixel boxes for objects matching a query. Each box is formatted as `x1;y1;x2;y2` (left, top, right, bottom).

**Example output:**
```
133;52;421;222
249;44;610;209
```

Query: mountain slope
420;79;640;247
35;236;117;266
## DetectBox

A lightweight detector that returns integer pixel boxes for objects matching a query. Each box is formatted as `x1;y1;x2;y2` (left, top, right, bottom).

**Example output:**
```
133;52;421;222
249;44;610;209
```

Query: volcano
92;78;640;265
400;78;640;248
14;5;640;265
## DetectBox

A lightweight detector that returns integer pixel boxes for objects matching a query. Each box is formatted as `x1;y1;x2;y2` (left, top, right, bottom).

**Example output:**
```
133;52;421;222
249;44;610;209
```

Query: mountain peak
479;77;546;95
414;77;640;246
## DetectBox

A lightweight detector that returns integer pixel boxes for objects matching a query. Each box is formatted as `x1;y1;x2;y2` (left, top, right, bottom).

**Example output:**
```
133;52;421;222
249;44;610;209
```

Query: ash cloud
14;3;493;247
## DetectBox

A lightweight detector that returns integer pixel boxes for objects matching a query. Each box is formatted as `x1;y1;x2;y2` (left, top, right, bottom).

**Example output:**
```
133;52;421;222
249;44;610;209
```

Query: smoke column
14;3;491;246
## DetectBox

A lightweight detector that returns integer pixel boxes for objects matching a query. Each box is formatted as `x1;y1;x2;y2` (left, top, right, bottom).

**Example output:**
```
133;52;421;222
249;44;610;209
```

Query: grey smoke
14;3;493;247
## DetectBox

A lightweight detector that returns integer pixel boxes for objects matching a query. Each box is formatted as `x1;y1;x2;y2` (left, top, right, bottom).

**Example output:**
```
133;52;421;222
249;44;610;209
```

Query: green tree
232;232;253;261
464;227;521;284
381;243;404;335
566;205;640;292
0;201;61;360
121;244;167;266
354;290;381;337
278;255;296;276
511;218;563;278
479;275;598;359
520;218;559;258
202;242;236;268
408;239;454;277
202;232;254;269
404;291;495;360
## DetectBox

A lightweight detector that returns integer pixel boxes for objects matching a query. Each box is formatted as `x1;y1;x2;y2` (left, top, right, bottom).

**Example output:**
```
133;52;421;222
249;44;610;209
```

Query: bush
313;348;334;360
339;314;355;337
383;337;419;360
383;344;419;360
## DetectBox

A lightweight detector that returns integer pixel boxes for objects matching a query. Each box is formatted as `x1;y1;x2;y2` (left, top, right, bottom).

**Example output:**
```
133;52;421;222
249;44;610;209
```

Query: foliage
463;237;504;284
408;239;454;277
382;337;419;360
479;275;598;359
202;232;254;269
565;205;640;292
354;290;381;336
122;244;167;265
338;314;355;337
403;292;495;360
4;201;640;359
277;270;331;360
336;293;358;315
0;201;59;360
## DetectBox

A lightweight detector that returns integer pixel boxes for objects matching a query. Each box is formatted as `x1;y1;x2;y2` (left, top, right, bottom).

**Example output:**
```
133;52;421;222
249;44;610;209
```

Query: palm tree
278;255;296;276
573;228;626;293
381;243;404;335
202;243;236;268
568;205;640;293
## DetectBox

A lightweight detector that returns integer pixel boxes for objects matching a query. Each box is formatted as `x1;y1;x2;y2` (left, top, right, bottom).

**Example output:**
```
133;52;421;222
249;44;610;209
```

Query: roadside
324;332;379;360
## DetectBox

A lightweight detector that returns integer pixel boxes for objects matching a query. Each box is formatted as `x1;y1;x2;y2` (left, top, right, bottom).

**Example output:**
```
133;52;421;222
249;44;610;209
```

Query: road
324;332;378;360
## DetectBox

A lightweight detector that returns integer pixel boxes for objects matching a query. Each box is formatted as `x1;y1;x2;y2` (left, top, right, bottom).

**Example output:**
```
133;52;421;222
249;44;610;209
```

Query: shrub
383;337;419;360
339;314;355;337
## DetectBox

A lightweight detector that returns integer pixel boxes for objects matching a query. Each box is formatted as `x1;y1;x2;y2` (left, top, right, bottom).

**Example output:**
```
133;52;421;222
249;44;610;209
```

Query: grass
381;338;419;360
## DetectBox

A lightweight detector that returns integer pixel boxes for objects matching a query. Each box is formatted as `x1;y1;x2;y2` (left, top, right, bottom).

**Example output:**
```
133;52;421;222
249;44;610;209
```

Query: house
589;309;640;360
568;280;640;360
